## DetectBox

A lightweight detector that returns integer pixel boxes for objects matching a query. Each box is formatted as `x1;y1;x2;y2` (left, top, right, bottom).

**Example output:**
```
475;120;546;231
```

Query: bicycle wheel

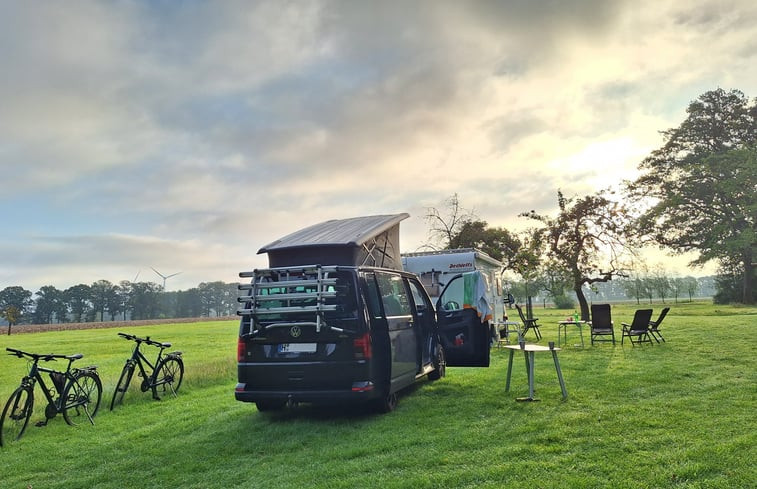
110;363;135;411
62;370;102;426
154;356;184;397
1;385;33;446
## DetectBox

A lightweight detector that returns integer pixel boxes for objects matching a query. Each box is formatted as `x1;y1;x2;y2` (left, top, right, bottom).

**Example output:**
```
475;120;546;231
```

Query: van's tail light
353;333;372;359
237;337;246;362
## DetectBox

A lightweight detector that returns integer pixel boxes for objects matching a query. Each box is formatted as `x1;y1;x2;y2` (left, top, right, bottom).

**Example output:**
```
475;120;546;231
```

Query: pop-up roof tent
258;213;409;269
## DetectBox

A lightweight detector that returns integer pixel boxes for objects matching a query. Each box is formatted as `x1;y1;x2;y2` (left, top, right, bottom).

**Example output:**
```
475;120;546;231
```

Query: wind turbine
150;267;182;290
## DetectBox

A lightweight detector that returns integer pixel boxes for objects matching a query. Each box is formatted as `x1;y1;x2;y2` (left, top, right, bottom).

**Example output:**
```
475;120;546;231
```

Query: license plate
278;343;317;353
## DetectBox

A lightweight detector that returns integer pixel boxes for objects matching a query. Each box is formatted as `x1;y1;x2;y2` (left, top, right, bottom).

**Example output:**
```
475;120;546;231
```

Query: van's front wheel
428;344;446;381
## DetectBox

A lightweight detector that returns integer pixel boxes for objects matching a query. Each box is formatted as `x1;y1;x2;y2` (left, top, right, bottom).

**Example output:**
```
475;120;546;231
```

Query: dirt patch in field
7;317;238;335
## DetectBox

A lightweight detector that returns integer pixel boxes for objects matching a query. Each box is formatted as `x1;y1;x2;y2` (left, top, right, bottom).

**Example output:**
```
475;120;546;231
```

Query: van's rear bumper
236;359;377;405
234;382;378;404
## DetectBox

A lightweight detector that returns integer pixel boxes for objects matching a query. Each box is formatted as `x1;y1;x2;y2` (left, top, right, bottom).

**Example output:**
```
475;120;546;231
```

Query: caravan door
435;272;491;367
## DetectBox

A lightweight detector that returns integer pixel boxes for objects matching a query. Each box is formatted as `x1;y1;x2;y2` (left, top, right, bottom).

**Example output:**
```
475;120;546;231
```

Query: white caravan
401;248;508;323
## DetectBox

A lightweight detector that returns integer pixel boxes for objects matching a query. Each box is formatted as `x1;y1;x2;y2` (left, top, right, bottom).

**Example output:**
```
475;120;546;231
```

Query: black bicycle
110;332;184;410
1;348;102;446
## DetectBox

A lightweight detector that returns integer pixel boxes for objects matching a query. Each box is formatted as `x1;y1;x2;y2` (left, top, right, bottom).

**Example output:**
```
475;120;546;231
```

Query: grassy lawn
1;302;755;488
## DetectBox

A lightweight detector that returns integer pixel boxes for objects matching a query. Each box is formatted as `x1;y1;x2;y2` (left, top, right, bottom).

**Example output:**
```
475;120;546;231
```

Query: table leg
578;323;584;348
527;351;535;399
516;351;537;401
505;349;514;392
551;349;568;399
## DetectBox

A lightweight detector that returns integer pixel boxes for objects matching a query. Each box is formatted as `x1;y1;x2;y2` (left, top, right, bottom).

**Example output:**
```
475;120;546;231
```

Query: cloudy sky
2;0;755;292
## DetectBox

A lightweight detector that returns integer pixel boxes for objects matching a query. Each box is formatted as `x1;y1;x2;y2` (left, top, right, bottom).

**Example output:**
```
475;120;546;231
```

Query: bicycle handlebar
117;332;171;348
6;347;83;362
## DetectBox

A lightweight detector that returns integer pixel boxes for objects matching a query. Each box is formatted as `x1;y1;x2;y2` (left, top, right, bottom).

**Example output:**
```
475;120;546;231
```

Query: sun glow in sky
2;0;754;292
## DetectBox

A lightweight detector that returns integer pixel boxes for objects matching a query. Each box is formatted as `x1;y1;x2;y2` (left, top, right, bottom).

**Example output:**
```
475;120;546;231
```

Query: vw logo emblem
289;326;302;338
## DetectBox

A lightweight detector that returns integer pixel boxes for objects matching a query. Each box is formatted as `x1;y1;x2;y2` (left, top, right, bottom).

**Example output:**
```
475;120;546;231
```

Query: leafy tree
684;276;699;302
507;228;545;313
670;277;686;304
127;282;162;320
712;257;755;304
64;284;92;322
115;281;132;320
33;285;65;324
650;266;671;303
224;282;240;316
104;282;126;320
196;281;238;317
1;286;33;334
176;288;204;318
2;306;20;335
448;219;523;266
537;265;574;309
90;280;117;322
622;276;645;305
628;88;757;304
522;190;632;320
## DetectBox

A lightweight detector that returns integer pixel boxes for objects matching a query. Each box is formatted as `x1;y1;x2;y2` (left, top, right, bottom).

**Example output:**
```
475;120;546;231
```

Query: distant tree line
505;273;715;309
0;280;240;333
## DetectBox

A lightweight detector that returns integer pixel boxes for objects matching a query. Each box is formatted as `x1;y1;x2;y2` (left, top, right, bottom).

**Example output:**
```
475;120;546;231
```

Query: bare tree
423;193;477;249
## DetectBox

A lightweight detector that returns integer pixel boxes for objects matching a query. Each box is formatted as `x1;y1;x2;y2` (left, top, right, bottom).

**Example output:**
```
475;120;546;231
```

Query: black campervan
234;214;490;413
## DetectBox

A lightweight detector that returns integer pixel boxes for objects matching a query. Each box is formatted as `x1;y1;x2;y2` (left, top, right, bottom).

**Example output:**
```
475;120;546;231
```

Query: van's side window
407;280;432;313
376;273;411;317
363;273;383;320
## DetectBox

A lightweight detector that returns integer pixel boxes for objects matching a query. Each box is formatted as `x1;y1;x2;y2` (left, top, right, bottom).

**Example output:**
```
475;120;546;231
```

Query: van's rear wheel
373;391;397;413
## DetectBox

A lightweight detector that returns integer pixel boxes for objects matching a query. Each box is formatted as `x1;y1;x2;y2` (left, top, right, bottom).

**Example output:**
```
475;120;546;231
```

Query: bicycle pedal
35;420;48;427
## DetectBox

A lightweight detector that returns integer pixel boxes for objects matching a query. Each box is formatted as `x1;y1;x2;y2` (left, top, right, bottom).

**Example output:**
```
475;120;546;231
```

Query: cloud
1;0;754;292
0;233;253;292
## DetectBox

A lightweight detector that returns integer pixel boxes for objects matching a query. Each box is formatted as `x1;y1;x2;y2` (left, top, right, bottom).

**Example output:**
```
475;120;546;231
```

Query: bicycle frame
3;348;102;446
117;333;181;394
7;349;93;421
129;343;164;389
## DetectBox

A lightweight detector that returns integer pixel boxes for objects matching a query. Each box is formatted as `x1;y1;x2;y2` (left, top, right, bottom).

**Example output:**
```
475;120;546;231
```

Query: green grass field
1;302;755;488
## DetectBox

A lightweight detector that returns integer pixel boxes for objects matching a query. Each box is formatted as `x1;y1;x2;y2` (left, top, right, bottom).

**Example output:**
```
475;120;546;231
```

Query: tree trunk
743;249;754;304
575;284;589;321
